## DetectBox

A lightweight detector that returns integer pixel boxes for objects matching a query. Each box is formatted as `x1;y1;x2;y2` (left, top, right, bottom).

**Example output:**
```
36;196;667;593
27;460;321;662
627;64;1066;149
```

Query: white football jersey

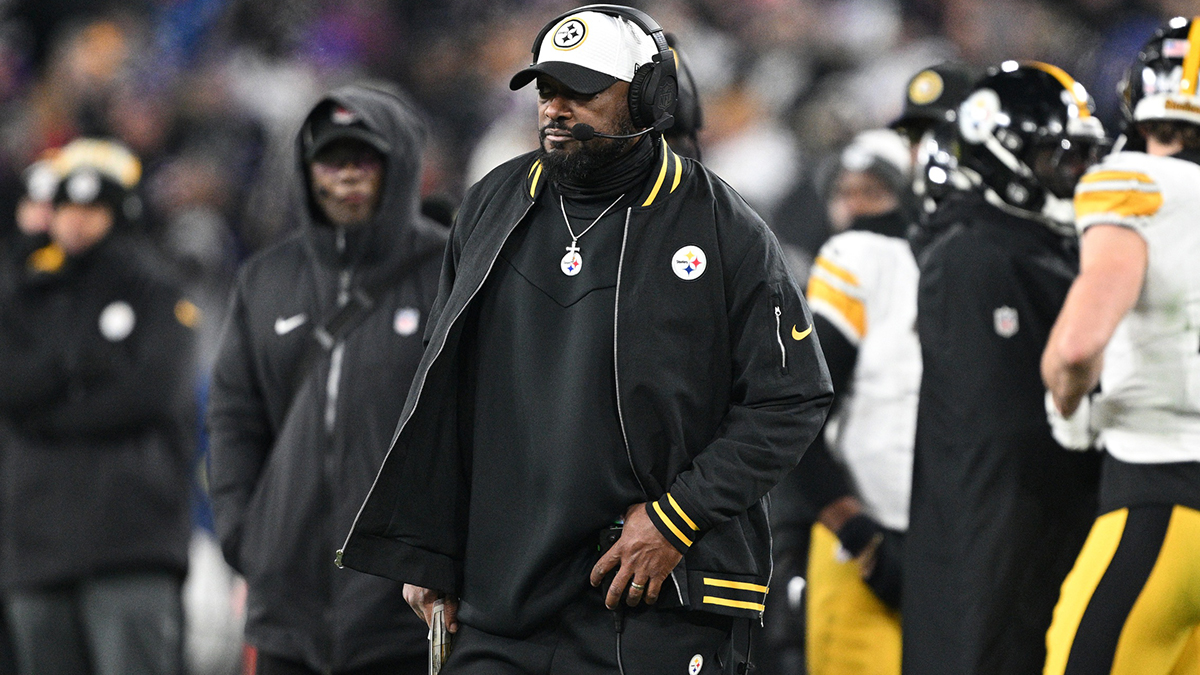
807;229;921;531
1076;151;1200;463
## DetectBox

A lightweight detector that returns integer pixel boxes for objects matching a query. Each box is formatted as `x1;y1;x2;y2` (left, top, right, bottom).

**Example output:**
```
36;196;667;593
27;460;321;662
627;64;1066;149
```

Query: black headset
530;4;678;131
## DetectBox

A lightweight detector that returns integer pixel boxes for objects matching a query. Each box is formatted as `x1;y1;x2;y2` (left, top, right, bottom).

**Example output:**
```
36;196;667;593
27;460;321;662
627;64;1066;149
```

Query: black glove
835;513;883;557
835;514;902;610
862;529;902;610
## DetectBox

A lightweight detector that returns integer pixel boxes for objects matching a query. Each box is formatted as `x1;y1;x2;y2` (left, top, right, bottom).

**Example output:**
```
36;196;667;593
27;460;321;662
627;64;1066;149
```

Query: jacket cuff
646;493;701;554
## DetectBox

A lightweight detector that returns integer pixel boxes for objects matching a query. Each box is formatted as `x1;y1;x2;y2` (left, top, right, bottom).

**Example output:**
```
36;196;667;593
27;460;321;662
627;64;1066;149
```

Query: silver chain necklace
558;193;624;276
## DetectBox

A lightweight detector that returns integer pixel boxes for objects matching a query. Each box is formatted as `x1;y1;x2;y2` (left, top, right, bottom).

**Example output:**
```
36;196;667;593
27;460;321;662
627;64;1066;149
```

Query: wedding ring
630;582;646;591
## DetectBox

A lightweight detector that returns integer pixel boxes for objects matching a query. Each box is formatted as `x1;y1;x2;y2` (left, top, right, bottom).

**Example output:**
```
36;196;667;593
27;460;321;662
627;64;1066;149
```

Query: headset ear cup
629;63;655;128
629;61;679;130
655;56;678;131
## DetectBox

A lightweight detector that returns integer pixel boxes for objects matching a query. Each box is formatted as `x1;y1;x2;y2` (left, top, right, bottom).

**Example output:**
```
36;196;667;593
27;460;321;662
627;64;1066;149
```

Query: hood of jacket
293;84;441;298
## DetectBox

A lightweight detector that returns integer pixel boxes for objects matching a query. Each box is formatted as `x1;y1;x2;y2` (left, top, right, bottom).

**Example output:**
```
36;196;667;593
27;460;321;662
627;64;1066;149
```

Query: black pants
255;652;425;675
444;588;735;675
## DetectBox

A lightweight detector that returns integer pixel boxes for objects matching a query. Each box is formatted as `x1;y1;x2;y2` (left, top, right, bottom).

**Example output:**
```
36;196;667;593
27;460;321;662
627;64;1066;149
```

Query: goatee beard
537;120;638;185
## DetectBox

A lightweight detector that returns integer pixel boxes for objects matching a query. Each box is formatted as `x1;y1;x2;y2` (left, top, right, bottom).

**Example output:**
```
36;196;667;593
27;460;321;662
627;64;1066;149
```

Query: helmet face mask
1030;136;1109;199
957;61;1107;226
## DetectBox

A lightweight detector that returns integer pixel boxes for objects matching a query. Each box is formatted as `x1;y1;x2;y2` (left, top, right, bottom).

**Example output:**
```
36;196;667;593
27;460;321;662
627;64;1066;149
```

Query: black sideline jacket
0;235;196;590
207;85;446;670
339;138;834;620
902;190;1101;675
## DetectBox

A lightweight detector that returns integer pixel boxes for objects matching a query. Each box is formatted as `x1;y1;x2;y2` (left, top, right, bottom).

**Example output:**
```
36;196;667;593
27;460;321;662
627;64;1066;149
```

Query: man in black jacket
207;84;445;675
0;139;197;675
337;6;832;675
902;63;1106;675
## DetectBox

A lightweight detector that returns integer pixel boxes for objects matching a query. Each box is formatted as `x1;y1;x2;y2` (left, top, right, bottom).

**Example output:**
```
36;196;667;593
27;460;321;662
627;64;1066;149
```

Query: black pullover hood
294;84;442;306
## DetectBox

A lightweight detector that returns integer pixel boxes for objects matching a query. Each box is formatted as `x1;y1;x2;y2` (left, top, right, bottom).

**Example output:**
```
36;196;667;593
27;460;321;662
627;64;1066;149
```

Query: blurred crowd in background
0;0;1194;673
0;0;1187;287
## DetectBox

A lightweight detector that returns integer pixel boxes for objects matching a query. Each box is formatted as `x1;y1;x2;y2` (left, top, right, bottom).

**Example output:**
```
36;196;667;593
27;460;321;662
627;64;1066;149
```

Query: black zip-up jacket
902;191;1100;675
339;138;833;620
207;85;446;670
0;234;196;590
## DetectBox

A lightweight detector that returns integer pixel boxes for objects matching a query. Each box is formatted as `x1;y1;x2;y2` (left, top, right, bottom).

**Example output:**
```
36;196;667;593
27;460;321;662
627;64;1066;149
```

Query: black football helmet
957;61;1107;229
1121;16;1200;131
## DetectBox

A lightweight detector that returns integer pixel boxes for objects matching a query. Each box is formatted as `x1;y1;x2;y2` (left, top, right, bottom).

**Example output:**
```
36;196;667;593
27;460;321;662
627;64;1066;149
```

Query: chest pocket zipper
774;302;788;373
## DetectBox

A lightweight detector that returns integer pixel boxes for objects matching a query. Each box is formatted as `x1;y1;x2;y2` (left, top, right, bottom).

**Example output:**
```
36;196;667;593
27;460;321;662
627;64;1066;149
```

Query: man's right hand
402;583;459;634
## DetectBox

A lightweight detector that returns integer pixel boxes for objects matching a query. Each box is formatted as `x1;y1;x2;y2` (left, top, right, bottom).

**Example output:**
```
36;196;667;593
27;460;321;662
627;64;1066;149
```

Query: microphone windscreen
570;124;596;141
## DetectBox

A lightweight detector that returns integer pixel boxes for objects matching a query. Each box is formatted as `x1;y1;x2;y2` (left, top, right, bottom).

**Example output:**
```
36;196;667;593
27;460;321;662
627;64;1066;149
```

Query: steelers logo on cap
553;18;587;50
66;170;102;205
909;70;945;106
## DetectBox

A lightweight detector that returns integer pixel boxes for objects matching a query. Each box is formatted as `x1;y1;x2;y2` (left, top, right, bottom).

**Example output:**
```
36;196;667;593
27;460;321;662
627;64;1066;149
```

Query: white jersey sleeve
806;231;921;530
1076;151;1200;464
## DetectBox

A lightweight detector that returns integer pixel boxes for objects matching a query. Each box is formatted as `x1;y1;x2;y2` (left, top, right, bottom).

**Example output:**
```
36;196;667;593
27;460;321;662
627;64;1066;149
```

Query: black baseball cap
303;101;390;161
890;63;975;132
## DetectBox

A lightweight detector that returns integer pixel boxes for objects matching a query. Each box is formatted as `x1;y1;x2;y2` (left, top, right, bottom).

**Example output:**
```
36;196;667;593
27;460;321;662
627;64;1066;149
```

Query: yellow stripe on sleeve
667;494;698;531
1074;189;1164;220
702;597;766;612
814;255;859;287
1078;170;1156;187
703;578;770;594
642;138;671;206
807;276;866;338
653;501;693;547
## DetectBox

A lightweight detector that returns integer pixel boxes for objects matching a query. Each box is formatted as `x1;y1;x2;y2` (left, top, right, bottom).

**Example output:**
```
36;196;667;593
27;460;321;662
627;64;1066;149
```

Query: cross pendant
565;240;580;256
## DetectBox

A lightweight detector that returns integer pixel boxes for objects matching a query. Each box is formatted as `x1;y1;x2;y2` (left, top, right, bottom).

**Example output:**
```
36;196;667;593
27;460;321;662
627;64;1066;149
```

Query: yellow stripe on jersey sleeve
1074;189;1163;220
814;255;859;287
807;276;866;339
1077;170;1158;191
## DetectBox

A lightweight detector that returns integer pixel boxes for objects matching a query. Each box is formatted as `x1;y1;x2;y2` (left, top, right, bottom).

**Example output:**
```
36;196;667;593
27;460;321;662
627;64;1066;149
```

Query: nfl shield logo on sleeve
994;306;1018;338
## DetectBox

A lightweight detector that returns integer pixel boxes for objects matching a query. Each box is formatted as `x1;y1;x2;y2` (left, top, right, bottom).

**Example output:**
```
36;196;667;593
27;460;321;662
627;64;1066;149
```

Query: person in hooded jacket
206;84;446;675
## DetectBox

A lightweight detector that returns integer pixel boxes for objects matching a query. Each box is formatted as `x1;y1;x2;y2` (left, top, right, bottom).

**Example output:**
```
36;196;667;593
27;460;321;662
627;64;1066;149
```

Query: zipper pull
774;304;788;372
338;270;351;306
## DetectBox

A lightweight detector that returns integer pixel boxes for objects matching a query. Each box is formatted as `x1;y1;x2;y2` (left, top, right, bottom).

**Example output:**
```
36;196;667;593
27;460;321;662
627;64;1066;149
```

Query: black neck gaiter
556;135;657;206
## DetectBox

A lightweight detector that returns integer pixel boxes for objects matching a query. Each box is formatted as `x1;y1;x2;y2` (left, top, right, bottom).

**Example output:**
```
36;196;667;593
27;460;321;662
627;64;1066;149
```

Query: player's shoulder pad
1075;151;1163;232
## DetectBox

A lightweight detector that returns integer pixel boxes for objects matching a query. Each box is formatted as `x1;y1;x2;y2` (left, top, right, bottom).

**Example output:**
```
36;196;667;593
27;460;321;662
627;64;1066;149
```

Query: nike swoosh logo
792;324;812;341
274;314;308;335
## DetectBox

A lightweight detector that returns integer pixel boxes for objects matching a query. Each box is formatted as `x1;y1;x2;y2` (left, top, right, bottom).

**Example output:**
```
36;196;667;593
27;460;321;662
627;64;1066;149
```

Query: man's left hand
589;502;684;609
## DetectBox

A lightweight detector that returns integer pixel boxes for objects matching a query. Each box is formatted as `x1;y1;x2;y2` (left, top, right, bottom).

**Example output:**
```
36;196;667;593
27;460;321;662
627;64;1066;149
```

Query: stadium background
0;0;1189;673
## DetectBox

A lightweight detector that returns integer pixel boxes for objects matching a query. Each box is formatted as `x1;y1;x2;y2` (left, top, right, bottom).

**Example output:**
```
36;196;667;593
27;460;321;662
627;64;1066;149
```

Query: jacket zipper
338;201;536;565
324;269;351;434
613;208;647;499
614;209;685;606
774;302;788;372
325;238;350;665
